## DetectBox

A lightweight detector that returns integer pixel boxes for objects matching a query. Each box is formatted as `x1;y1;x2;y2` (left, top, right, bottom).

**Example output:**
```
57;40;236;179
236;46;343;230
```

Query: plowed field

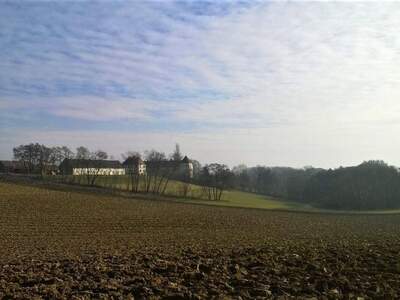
1;181;400;299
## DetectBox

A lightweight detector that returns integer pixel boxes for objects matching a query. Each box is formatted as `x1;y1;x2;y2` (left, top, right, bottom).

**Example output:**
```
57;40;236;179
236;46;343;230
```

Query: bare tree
60;146;74;160
13;143;42;173
38;145;54;177
159;162;179;196
171;143;183;161
178;172;192;198
200;164;234;201
82;149;109;186
121;151;141;161
93;150;108;160
13;143;56;176
144;149;174;194
124;152;142;193
49;147;63;166
76;146;91;159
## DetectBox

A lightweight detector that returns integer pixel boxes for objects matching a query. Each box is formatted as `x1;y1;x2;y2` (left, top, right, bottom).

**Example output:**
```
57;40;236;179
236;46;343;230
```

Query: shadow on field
2;173;400;216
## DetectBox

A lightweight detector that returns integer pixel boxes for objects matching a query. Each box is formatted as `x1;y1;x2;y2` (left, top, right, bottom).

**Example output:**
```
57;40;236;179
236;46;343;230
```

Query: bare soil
1;181;400;299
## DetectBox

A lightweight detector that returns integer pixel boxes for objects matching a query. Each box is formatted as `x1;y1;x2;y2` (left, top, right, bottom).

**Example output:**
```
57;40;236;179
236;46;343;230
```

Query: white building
59;159;125;176
122;157;146;175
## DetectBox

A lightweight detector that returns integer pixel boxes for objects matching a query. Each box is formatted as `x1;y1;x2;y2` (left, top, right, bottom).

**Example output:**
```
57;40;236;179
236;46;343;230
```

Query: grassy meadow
42;175;400;214
50;175;306;211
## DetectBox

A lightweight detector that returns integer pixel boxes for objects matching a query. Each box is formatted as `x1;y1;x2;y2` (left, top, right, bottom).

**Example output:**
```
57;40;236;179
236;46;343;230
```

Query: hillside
56;175;307;211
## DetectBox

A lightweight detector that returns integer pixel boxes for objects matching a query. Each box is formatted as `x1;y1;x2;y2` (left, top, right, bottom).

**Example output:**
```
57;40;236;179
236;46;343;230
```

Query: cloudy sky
1;1;400;168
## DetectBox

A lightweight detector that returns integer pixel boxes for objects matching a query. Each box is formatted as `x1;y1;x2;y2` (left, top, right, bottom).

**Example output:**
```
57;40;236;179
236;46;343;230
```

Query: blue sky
1;1;400;167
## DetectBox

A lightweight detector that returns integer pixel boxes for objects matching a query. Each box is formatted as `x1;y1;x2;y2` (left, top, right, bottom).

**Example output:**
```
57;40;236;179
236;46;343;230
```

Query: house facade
59;159;125;176
58;156;193;178
122;157;146;175
145;156;193;178
178;156;194;178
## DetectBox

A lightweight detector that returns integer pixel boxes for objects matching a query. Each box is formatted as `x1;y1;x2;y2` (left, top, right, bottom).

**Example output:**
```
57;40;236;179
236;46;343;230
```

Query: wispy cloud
46;97;177;122
1;1;400;166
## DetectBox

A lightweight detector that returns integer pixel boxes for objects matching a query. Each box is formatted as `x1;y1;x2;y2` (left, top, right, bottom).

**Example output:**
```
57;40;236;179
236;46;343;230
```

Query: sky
1;1;400;168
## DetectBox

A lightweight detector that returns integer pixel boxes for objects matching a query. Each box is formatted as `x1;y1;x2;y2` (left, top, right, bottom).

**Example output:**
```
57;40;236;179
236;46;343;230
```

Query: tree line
122;145;235;201
12;143;107;176
11;143;400;209
11;143;235;201
230;160;400;210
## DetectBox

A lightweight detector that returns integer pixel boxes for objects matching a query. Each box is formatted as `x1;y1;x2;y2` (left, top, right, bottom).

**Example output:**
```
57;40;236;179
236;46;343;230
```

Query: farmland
1;181;400;299
52;175;306;211
51;175;400;213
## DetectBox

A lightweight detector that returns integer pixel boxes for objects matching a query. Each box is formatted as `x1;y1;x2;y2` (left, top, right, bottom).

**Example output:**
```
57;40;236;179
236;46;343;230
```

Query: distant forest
228;160;400;210
7;143;400;211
